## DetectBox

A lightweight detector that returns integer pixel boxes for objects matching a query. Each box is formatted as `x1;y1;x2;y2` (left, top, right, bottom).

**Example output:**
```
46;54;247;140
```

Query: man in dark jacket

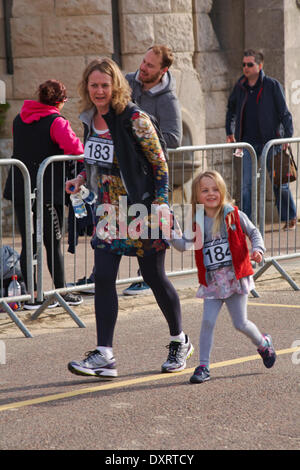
123;45;182;295
226;49;296;229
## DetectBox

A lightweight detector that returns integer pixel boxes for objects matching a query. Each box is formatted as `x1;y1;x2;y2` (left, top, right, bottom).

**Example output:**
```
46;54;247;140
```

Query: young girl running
170;170;276;384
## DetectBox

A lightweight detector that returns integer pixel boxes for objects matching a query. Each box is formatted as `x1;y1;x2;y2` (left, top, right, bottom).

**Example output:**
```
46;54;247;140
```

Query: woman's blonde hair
191;170;234;235
78;57;131;114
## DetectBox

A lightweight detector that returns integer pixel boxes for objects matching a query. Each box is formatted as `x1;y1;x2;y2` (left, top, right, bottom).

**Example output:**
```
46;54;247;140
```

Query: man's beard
139;69;161;85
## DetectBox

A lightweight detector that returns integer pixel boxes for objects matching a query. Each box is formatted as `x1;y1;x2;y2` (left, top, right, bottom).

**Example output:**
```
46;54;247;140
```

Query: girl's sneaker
257;334;276;368
190;365;210;384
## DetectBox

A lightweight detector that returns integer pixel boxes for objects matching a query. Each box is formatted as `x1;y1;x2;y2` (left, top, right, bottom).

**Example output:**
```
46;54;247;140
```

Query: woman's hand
65;176;84;194
251;250;263;263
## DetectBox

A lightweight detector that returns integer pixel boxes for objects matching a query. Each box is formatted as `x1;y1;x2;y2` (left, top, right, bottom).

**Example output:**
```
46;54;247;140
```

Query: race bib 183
203;237;232;271
84;136;114;169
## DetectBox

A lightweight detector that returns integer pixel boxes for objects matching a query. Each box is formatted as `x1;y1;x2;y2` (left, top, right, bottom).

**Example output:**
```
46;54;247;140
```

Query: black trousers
14;203;65;290
94;248;182;346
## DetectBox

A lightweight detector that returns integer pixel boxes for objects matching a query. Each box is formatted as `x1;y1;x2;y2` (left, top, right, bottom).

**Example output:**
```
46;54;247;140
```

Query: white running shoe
161;335;194;373
68;350;118;378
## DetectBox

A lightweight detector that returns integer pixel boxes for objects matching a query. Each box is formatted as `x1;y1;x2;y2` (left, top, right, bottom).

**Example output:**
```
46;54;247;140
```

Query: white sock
96;346;113;359
170;331;186;343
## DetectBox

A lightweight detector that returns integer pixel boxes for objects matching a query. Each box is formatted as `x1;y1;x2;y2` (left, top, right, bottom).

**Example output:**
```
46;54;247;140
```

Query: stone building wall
0;0;207;212
0;0;300;225
211;0;300;220
0;0;208;145
0;0;114;139
120;0;206;150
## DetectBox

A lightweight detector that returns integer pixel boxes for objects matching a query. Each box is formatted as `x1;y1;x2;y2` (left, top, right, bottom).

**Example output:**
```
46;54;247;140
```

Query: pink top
19;100;84;155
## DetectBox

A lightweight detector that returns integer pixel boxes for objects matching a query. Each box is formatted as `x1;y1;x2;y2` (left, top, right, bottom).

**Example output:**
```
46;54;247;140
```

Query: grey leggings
200;293;264;367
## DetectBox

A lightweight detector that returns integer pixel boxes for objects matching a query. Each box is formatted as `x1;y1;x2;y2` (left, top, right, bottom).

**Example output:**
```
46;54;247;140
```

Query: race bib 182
84;136;114;169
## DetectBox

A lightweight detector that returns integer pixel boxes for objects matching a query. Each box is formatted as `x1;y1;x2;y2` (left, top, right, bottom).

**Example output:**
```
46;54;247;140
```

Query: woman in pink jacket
4;79;84;309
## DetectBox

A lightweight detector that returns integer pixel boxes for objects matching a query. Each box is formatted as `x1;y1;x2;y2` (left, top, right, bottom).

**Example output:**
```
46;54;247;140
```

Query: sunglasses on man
242;62;255;68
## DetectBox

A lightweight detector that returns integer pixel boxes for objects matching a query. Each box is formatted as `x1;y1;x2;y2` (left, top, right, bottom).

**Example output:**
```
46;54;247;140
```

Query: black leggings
14;203;65;290
94;248;182;346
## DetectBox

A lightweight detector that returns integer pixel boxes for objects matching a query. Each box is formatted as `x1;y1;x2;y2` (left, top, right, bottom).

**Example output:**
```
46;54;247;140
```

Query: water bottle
70;185;87;219
7;275;21;310
81;185;96;205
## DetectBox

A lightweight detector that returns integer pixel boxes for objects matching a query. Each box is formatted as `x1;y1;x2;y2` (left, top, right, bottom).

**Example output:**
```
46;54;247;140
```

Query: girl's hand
251;251;263;263
157;205;173;239
65;176;83;194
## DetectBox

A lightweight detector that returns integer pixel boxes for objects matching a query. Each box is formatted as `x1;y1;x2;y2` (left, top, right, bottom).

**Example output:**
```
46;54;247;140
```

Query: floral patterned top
86;110;170;257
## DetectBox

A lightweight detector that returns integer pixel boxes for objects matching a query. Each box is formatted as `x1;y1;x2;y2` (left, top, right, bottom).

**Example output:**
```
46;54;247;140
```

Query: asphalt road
0;279;299;452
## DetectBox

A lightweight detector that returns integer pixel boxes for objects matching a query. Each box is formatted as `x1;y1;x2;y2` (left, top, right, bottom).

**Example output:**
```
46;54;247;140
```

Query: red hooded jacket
195;205;254;287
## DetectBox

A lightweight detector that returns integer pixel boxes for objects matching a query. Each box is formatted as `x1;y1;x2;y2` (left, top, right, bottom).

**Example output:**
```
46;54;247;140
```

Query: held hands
158;205;173;239
251;250;263;264
65;176;84;194
157;205;183;240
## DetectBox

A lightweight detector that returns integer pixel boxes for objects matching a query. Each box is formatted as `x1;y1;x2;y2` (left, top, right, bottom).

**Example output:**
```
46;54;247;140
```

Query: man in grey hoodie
125;45;182;149
123;44;182;295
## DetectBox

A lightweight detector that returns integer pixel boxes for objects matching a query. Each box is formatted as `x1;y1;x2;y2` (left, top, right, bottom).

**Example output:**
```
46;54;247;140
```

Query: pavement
0;259;299;452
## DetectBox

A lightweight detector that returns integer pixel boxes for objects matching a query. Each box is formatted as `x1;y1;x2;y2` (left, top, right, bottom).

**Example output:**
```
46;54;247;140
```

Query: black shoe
190;365;210;384
62;293;83;306
75;276;95;294
122;281;151;296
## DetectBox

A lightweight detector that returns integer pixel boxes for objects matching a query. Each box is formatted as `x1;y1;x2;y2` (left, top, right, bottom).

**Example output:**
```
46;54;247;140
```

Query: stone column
0;0;114;230
244;0;300;221
193;0;235;200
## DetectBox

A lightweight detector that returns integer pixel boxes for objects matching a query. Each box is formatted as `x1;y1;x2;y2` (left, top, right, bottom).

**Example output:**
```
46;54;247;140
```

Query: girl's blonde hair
191;170;234;235
78;57;131;114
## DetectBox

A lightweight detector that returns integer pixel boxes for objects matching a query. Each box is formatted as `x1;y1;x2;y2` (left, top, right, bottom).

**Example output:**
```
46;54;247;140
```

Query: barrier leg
0;301;33;338
253;260;272;281
270;259;300;291
53;292;86;328
31;293;86;328
253;259;300;291
30;296;57;320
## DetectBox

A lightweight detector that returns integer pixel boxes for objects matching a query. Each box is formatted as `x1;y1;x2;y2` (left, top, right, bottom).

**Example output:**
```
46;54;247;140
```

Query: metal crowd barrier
0;159;34;337
1;142;263;336
32;155;85;327
255;138;300;290
168;142;258;224
166;142;259;298
29;143;258;320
